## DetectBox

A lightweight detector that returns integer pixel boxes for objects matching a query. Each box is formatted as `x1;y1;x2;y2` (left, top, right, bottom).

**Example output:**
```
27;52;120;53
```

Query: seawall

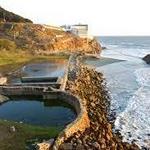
58;56;140;150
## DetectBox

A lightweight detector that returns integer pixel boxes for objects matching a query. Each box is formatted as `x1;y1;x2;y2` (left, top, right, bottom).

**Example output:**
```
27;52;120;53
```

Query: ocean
96;36;150;149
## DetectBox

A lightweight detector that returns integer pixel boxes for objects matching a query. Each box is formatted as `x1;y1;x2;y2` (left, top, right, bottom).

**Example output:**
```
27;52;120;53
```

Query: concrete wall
51;91;90;150
58;56;71;91
0;86;46;96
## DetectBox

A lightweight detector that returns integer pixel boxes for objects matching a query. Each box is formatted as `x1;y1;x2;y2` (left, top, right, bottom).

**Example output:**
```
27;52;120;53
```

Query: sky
1;0;150;36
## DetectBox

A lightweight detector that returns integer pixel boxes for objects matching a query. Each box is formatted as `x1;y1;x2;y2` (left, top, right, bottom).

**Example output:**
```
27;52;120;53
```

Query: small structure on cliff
61;24;89;38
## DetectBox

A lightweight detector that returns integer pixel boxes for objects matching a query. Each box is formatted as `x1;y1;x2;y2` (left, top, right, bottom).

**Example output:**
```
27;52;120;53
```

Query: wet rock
0;95;9;104
143;54;150;64
102;46;107;50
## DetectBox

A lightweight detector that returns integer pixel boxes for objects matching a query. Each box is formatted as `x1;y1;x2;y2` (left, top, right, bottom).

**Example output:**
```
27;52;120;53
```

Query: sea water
96;36;150;149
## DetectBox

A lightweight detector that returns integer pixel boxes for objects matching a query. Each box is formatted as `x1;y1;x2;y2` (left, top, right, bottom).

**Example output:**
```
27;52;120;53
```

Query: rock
106;133;111;140
0;77;7;85
59;143;73;150
10;126;16;132
92;142;100;149
91;102;96;107
76;144;85;150
143;54;150;64
37;139;54;150
76;139;82;144
0;95;9;104
63;64;140;150
102;46;107;50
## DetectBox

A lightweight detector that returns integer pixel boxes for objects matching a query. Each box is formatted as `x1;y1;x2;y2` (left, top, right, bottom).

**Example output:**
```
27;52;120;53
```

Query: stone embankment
58;56;140;150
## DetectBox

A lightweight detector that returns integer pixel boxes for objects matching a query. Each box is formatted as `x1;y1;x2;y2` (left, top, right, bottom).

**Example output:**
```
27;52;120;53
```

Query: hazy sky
1;0;150;35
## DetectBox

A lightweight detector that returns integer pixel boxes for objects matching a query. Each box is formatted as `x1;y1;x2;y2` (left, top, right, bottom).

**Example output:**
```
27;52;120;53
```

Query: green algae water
0;96;76;127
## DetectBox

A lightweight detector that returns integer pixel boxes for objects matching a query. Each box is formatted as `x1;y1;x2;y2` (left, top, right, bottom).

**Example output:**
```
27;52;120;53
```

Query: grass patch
0;50;69;66
0;50;69;74
0;120;62;150
0;39;17;50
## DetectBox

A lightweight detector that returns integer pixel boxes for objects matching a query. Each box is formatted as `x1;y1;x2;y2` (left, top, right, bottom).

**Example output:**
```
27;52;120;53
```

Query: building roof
72;24;88;27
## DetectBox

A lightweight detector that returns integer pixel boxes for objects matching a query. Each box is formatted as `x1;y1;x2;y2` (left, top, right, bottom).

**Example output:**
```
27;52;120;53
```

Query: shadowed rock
143;54;150;64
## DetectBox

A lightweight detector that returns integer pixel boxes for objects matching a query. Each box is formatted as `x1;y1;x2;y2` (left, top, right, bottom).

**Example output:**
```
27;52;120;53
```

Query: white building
61;24;89;38
43;25;63;31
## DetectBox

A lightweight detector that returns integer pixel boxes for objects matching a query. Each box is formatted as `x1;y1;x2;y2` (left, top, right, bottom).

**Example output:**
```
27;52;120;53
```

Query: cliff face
0;6;101;55
0;7;32;23
0;23;101;55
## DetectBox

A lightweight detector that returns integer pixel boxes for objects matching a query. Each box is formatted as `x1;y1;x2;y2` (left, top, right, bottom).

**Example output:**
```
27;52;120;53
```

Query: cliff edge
0;7;101;55
0;6;32;23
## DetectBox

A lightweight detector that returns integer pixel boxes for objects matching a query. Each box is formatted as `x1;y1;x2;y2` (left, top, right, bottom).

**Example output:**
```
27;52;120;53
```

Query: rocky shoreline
59;57;140;150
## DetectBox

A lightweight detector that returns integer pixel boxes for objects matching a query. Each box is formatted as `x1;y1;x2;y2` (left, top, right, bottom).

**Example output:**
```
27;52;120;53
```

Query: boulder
59;143;73;150
102;46;107;50
0;77;7;85
143;54;150;64
37;139;54;150
0;95;9;104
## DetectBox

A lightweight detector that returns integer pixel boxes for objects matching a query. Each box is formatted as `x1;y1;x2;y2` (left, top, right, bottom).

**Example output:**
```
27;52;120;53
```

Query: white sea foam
135;68;150;87
115;68;150;149
115;87;150;148
101;47;150;61
98;37;150;148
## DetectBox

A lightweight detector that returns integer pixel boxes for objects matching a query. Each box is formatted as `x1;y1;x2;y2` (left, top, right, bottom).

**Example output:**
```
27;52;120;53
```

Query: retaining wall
51;91;90;150
51;54;90;150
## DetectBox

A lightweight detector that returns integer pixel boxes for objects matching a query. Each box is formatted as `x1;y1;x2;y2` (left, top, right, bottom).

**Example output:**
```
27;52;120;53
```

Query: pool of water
0;96;76;127
9;59;68;83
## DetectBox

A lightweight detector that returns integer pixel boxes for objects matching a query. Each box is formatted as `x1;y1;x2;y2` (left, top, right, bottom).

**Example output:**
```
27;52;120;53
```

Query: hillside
0;6;101;55
0;23;101;55
0;6;32;23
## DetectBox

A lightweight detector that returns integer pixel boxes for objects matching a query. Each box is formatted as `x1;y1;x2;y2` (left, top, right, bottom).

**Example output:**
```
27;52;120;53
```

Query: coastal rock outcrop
143;54;150;64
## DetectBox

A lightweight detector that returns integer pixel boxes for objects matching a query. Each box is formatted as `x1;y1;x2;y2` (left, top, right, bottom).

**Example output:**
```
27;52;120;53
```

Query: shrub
0;39;17;50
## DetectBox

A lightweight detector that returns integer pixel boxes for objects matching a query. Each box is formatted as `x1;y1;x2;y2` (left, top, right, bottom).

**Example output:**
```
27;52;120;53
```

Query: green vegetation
0;50;68;66
0;50;69;74
0;120;62;150
0;39;17;50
